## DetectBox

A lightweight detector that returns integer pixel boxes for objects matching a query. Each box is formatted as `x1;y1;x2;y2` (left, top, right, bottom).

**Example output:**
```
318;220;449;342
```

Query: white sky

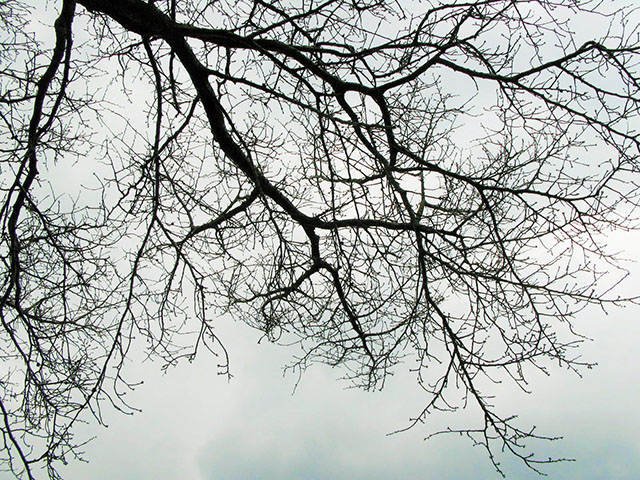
13;2;640;479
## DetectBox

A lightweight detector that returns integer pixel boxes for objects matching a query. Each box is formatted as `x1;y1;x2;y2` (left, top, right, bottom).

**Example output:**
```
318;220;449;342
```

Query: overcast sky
53;230;640;480
16;2;640;479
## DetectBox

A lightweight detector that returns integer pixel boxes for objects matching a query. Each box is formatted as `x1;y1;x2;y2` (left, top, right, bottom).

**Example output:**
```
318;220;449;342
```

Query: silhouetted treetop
1;1;638;478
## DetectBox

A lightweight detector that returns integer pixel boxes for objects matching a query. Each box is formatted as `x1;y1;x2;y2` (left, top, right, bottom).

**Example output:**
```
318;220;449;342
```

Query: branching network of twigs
0;0;639;478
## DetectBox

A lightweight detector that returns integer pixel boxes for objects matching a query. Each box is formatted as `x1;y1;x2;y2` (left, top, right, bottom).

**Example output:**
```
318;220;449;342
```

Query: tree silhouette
1;0;639;478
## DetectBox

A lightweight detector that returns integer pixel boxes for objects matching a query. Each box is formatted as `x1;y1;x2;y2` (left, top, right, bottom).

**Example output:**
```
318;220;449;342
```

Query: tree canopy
1;0;639;478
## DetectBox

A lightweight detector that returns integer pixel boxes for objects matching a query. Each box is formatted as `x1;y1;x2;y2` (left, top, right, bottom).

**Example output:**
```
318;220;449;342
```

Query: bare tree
1;0;639;478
